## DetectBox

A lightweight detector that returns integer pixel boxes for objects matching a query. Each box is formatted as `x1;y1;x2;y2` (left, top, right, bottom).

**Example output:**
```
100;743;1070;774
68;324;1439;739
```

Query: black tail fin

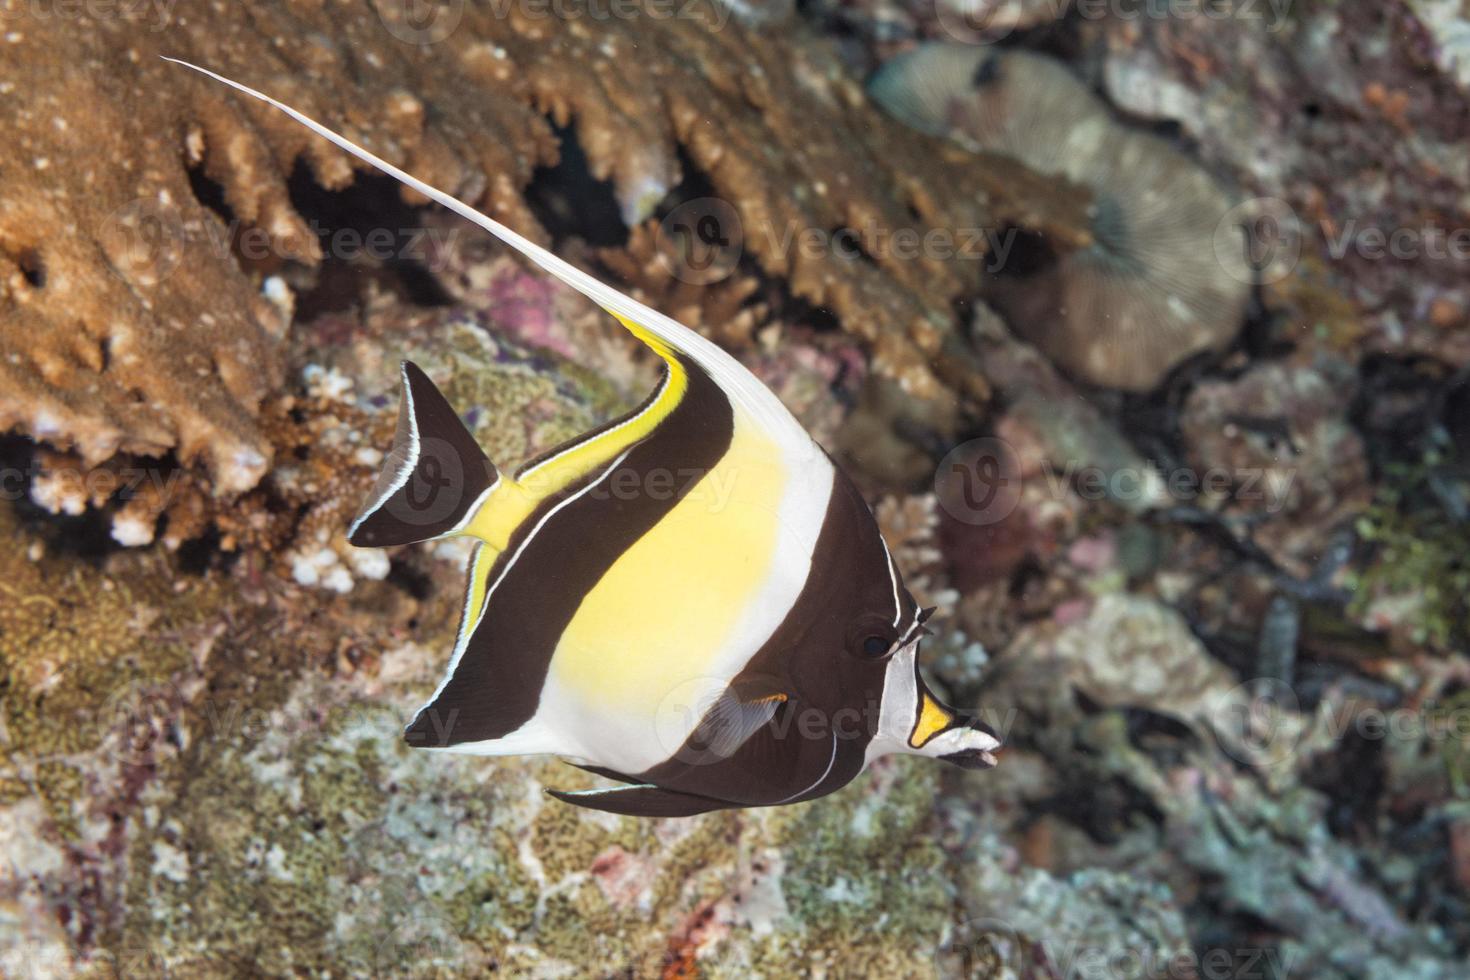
347;361;497;548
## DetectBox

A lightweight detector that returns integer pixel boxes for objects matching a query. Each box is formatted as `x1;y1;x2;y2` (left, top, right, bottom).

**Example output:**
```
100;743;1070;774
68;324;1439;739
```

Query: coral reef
1082;2;1470;369
0;310;1191;977
1181;355;1373;578
18;299;624;590
962;589;1466;978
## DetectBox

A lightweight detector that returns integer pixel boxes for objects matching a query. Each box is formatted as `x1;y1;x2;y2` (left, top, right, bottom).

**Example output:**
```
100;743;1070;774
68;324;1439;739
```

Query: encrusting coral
869;43;1250;391
0;0;1092;500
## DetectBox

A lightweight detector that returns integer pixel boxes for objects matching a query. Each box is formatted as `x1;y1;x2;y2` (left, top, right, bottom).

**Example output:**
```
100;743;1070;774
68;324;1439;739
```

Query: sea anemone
869;44;1249;391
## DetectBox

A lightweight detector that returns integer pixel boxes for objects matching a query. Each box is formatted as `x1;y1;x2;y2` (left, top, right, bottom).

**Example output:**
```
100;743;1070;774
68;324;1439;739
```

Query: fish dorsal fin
163;59;819;460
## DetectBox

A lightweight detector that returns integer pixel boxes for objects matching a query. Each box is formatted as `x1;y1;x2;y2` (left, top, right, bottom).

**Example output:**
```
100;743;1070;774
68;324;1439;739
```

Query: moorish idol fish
167;59;1001;817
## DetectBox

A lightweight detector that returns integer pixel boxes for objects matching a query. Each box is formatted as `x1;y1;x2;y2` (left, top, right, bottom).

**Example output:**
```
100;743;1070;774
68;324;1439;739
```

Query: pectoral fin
689;690;786;761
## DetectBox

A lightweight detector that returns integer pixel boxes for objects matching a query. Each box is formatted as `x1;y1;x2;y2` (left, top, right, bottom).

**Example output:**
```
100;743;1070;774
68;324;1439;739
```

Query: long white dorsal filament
161;57;804;440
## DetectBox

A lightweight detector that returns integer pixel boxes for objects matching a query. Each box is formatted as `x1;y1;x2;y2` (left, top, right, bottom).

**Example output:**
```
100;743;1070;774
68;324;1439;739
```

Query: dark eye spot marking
862;635;891;658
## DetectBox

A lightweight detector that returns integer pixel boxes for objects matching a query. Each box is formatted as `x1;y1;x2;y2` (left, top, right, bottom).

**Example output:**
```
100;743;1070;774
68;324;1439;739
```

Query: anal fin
566;762;643;785
547;783;734;818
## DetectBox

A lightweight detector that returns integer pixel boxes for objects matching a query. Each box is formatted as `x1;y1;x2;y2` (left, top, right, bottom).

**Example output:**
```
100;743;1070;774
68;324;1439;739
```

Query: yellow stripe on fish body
461;315;689;553
552;420;787;724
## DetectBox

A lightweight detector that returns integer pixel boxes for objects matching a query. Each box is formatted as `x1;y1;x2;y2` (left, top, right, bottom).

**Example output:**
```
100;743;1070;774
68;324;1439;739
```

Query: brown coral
0;1;1091;496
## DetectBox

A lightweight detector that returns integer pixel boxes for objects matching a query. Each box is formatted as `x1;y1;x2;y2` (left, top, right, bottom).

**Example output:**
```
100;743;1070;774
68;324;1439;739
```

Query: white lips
974;731;1000;767
938;726;1001;765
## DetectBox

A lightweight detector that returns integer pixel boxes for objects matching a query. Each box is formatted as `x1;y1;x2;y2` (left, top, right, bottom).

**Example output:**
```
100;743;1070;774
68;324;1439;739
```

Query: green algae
1348;458;1470;651
0;501;236;848
405;317;626;470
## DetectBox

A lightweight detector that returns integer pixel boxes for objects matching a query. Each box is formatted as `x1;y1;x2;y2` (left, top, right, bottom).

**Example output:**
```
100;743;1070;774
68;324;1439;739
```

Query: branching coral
0;0;1092;498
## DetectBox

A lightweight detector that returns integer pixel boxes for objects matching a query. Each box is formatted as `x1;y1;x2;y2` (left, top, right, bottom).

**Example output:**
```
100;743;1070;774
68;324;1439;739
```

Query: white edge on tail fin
161;57;815;453
346;361;420;541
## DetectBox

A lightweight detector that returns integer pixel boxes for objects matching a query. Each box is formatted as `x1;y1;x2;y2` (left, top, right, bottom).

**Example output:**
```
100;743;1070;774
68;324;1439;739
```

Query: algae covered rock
122;659;965;976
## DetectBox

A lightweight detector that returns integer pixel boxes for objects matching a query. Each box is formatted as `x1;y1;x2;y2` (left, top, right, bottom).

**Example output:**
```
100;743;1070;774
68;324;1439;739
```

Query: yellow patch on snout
909;691;953;749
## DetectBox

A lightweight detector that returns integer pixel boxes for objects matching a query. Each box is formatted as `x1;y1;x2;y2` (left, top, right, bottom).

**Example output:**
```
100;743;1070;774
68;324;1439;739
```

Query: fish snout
939;716;1002;770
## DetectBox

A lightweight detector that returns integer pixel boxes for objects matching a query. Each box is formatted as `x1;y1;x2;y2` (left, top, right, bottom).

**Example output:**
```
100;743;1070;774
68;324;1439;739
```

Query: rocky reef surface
2;1;1470;978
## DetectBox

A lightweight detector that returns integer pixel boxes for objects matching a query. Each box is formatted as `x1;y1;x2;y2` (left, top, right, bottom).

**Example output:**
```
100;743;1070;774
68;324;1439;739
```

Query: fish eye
847;616;899;660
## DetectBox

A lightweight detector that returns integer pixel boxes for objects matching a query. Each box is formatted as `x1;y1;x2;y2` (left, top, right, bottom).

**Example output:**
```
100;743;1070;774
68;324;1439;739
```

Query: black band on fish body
637;467;909;808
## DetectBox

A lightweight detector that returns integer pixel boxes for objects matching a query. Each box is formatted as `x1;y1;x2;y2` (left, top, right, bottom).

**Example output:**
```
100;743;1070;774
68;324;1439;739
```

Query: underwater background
1;0;1469;976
